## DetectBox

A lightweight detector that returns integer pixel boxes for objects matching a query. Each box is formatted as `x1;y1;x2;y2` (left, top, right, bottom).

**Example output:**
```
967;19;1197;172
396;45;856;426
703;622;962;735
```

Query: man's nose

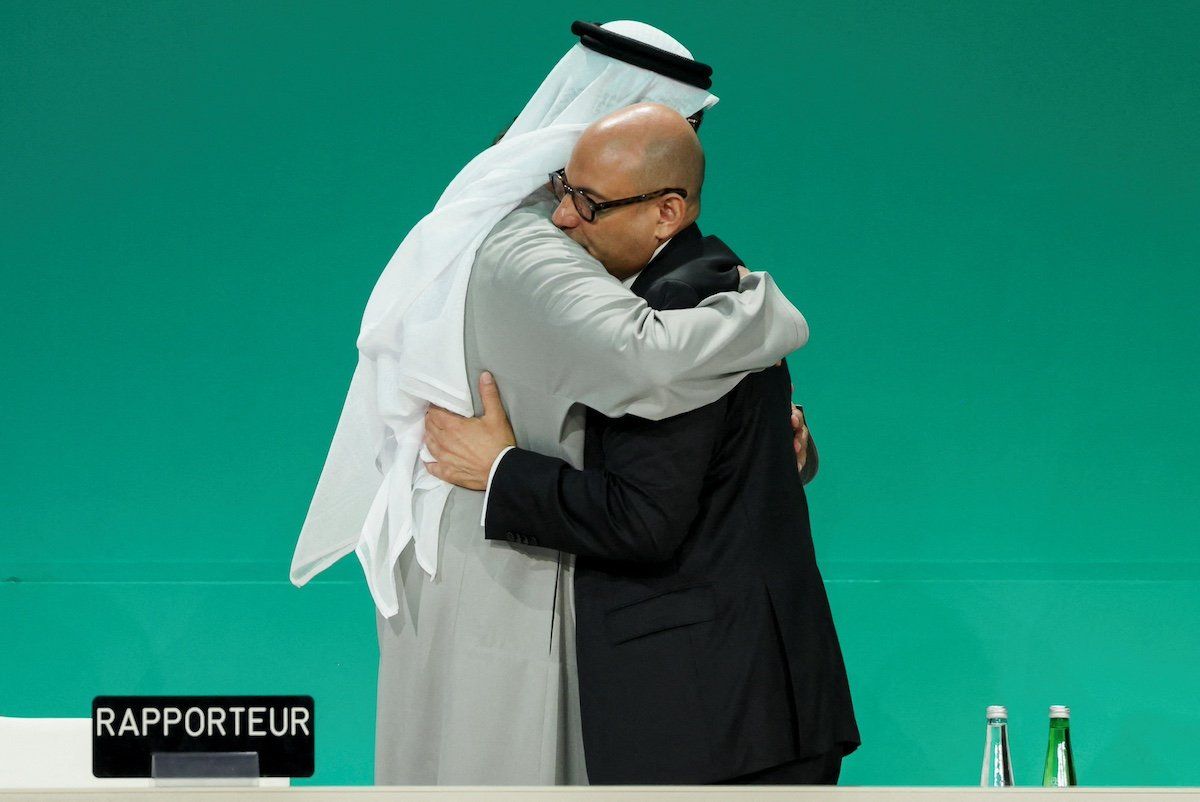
551;194;579;229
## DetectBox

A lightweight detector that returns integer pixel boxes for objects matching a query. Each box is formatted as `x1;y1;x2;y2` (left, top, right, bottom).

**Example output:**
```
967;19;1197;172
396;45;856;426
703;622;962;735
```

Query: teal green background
3;0;1198;787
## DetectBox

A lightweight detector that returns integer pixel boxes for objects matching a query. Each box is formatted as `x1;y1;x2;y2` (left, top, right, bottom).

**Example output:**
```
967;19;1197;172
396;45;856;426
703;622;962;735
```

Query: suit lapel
630;224;703;299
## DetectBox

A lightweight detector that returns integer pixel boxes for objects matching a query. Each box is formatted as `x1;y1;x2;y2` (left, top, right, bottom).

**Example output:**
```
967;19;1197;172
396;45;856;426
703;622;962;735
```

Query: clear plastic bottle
980;705;1015;787
1042;705;1078;786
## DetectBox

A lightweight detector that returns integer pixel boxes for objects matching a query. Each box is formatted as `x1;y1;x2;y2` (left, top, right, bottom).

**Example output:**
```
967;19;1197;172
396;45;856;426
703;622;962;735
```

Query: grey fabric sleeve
471;199;808;421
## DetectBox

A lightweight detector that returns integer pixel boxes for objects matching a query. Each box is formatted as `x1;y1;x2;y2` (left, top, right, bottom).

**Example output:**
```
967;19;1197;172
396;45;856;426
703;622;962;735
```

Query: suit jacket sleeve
470;194;807;421
484;400;725;562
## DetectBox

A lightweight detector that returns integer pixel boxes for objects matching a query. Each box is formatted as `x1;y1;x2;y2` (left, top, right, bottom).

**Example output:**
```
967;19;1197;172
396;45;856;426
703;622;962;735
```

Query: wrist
485;445;516;490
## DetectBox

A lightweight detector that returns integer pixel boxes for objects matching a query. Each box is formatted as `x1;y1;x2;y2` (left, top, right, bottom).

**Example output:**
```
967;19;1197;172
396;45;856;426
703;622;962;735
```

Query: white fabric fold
291;21;719;617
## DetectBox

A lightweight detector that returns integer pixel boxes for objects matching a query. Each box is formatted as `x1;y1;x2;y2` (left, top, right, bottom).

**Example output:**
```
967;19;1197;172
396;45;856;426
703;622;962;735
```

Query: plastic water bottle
980;705;1015;787
1042;705;1078;786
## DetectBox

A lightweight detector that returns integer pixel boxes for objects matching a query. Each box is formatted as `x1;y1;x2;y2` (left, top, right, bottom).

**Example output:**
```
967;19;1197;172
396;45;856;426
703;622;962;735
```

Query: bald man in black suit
425;104;859;784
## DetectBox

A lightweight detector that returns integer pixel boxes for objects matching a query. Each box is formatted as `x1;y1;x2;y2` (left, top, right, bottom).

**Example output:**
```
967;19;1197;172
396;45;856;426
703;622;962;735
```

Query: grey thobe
374;191;807;785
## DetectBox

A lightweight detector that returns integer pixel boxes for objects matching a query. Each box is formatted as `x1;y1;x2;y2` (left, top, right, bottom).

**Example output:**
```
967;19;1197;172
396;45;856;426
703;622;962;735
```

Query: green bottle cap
1049;705;1071;718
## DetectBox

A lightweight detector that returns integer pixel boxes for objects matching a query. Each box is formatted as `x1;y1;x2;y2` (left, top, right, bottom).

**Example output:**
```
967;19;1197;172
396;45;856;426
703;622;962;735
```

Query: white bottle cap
986;705;1008;719
1049;705;1071;718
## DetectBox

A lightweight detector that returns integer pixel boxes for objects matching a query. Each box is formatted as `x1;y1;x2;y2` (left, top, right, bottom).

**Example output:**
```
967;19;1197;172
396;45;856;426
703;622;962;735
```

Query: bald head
577;103;705;219
553;103;710;279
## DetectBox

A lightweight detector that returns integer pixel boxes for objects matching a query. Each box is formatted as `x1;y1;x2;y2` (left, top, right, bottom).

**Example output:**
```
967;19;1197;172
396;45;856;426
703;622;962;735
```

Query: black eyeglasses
549;169;687;223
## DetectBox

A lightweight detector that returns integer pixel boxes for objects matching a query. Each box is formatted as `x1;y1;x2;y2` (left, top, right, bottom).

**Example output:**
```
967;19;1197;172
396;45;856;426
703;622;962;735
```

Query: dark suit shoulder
642;279;700;311
639;232;742;311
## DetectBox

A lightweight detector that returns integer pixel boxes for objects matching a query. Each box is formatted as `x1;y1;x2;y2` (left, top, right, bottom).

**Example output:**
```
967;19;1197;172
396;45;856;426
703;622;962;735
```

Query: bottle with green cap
1042;705;1078;786
980;705;1015;787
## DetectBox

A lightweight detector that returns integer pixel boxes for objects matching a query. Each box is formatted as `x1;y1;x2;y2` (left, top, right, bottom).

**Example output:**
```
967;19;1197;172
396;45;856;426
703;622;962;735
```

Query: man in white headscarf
290;21;809;784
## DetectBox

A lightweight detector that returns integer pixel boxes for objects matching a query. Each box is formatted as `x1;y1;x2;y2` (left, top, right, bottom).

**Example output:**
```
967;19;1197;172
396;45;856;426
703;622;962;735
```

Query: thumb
479;371;504;419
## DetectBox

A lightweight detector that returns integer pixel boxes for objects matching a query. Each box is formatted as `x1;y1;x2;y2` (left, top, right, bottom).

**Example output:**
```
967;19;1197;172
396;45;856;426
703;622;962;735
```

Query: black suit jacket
485;224;860;783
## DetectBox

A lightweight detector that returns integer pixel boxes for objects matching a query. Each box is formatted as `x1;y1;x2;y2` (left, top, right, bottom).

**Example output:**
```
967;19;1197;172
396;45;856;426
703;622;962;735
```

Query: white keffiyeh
290;21;718;617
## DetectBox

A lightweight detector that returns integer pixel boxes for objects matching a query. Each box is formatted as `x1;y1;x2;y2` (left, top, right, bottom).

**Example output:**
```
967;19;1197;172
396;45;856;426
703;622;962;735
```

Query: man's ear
654;195;689;240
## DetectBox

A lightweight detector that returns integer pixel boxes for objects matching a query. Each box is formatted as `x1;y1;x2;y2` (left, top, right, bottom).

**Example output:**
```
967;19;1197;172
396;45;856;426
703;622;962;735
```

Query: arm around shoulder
471;207;807;421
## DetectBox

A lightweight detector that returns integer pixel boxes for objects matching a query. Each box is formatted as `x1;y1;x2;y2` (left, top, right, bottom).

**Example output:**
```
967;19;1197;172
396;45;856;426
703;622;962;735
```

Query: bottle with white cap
1042;705;1078;786
980;705;1015;787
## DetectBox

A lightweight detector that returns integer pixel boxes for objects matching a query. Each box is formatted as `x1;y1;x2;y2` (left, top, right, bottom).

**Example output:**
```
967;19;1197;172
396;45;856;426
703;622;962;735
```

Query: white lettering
291;706;310;736
141;707;161;736
228;706;245;736
184;707;205;737
248;707;266;737
95;707;115;737
207;707;226;736
99;702;311;741
268;706;289;737
118;708;138;737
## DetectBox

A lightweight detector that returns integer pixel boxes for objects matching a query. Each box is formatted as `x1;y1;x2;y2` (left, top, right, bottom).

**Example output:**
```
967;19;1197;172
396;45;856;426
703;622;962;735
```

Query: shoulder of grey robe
469;190;808;422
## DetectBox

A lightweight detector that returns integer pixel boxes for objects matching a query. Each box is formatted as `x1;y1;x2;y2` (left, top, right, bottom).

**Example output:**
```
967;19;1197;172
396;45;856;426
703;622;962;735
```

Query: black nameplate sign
92;695;314;778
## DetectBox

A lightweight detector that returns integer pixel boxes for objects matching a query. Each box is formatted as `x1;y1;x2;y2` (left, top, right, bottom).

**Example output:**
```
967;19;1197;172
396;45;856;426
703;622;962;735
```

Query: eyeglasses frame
549;169;688;223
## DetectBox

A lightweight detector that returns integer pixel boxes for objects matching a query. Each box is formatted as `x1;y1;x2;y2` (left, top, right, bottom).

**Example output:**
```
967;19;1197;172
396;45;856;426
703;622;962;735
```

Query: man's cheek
573;236;596;259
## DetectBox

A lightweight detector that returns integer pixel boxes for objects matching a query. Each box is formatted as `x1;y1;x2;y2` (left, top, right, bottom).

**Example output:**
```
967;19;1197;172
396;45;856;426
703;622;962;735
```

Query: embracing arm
483;402;724;563
425;368;814;555
471;199;806;421
424;373;718;562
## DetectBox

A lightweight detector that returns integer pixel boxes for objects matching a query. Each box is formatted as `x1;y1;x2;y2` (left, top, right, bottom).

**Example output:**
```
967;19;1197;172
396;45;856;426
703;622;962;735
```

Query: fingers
478;371;505;421
794;424;809;454
424;426;443;459
423;458;482;492
736;264;750;279
425;405;465;432
424;457;462;482
423;460;448;482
